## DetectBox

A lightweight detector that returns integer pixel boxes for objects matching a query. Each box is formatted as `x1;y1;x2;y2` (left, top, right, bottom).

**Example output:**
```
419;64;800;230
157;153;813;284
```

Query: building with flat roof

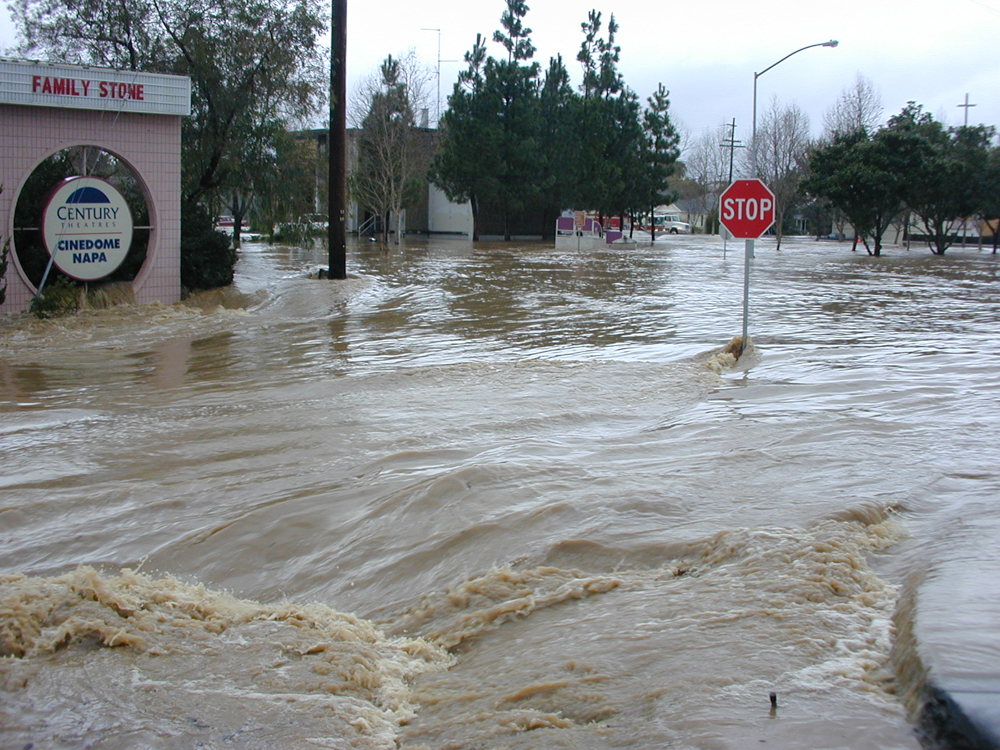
0;58;190;313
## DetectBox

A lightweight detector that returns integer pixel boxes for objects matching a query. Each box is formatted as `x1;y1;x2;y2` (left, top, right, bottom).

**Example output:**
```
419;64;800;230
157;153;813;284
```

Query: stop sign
719;179;775;239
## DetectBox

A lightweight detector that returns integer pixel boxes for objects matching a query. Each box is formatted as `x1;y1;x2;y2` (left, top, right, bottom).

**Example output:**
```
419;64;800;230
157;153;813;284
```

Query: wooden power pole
327;0;347;279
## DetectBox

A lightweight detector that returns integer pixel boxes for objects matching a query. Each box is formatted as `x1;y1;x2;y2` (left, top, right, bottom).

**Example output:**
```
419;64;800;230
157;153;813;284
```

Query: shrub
29;276;80;318
271;220;322;245
181;201;237;292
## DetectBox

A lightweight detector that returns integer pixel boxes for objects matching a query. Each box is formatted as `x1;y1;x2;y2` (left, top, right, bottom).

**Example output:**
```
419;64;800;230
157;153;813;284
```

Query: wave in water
1;566;452;749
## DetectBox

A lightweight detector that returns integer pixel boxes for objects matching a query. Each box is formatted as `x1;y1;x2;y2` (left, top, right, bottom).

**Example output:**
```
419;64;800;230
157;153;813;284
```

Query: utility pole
720;118;744;255
327;0;347;279
721;118;743;184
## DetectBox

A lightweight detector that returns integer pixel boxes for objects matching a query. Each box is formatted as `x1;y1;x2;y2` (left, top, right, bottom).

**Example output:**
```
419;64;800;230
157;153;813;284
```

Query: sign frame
42;175;135;282
719;179;776;240
0;58;191;116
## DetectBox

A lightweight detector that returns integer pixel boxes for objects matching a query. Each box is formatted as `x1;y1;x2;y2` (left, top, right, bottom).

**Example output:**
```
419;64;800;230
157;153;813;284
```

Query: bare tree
350;51;432;244
750;98;811;249
823;74;884;138
681;124;733;233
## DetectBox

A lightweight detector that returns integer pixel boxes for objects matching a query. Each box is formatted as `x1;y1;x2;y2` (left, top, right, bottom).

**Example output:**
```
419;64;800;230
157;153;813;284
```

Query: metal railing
357;215;378;237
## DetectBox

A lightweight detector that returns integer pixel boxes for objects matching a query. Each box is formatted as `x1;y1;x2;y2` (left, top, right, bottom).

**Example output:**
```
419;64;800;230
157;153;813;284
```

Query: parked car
215;215;235;231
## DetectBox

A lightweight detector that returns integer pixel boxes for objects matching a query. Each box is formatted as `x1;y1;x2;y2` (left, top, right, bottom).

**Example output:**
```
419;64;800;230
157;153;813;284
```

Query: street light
738;39;836;356
751;39;838;176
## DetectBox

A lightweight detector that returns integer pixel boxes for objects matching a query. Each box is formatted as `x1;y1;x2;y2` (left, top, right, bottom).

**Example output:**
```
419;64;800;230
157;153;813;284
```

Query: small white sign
0;58;191;116
43;176;134;281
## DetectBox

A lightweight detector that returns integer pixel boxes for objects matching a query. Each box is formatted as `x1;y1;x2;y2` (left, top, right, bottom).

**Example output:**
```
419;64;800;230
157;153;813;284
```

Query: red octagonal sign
719;179;775;239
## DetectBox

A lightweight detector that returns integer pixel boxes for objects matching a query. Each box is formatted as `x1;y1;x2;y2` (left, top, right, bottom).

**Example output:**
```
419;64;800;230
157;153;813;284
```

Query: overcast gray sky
3;0;999;148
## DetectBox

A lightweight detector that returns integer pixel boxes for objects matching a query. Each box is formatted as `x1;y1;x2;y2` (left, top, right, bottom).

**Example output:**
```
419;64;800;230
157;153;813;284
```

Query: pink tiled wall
0;103;182;312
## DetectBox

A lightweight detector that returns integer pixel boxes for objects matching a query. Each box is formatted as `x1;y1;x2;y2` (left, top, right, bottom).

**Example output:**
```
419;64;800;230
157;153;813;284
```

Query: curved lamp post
751;40;838;176
737;40;837;358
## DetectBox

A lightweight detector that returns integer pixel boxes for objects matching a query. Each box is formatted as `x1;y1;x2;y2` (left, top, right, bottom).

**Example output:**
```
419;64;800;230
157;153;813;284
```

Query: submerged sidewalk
915;543;1000;748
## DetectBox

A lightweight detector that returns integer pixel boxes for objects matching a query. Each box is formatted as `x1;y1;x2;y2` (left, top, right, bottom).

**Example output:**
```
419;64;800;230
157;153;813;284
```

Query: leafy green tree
606;88;662;231
803;129;905;256
572;10;625;217
223;118;290;248
253;129;324;235
577;10;623;101
637;83;681;233
571;12;678;232
537;54;578;238
11;0;325;207
886;104;993;255
429;34;502;241
9;0;166;70
430;2;542;241
431;2;678;241
980;146;1000;254
946;124;995;250
486;0;542;240
164;0;326;209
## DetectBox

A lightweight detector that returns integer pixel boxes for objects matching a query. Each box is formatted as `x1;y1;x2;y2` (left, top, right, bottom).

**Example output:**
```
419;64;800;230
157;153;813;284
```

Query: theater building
0;58;190;313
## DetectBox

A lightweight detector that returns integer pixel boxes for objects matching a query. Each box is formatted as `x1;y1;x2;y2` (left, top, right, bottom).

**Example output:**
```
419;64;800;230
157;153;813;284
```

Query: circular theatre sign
42;176;134;281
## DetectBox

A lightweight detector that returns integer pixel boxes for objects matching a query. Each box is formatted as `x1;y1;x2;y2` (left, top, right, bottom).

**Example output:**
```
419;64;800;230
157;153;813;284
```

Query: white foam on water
0;567;453;749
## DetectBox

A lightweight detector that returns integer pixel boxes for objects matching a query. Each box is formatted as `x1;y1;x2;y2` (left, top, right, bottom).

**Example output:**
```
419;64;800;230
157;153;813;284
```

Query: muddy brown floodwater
3;235;1000;750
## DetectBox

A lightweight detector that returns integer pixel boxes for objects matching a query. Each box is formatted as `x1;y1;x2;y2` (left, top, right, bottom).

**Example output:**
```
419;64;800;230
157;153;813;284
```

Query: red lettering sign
98;81;145;101
31;76;143;101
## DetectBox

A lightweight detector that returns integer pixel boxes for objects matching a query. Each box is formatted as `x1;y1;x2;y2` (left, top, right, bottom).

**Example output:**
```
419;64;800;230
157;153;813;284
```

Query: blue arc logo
66;186;111;203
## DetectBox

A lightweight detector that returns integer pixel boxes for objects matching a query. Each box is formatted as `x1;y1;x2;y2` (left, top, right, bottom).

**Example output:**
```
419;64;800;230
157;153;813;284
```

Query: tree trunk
541;207;555;241
471;195;480;242
229;191;252;251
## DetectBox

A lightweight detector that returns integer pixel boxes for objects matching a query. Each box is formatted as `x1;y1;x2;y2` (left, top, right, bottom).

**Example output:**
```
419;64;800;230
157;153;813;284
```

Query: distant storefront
0;58;190;313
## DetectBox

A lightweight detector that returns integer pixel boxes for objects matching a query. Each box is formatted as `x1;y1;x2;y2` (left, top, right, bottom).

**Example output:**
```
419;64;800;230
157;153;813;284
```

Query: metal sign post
742;239;753;349
718;179;776;357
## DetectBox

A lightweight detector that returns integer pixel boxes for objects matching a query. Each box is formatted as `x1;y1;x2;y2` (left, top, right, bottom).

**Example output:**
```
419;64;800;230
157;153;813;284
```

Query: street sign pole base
740;238;753;357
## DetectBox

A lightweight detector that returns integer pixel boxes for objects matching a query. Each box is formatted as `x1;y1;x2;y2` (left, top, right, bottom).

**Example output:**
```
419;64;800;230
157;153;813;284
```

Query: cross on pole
958;93;977;127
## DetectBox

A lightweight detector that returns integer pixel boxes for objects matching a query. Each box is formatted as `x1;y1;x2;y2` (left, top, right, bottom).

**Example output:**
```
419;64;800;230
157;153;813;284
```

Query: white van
653;214;692;234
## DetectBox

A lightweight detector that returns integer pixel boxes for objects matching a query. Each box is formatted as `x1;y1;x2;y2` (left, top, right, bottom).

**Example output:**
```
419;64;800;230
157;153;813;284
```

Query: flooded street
3;235;1000;749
